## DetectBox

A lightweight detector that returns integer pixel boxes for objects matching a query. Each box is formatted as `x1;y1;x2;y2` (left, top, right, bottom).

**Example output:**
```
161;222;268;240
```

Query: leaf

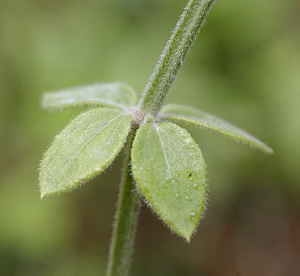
131;122;207;241
160;104;273;154
41;82;137;111
39;108;132;197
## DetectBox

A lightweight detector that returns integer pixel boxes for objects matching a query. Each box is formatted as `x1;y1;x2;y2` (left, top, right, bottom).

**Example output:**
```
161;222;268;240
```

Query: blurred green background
2;0;300;275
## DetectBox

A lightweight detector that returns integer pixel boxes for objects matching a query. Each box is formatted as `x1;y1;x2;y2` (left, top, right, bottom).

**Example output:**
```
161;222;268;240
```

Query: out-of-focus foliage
1;0;300;275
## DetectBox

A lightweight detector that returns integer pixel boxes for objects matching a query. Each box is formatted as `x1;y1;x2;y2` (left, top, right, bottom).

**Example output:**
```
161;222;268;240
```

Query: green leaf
160;104;273;154
41;82;137;111
131;122;207;241
39;108;132;197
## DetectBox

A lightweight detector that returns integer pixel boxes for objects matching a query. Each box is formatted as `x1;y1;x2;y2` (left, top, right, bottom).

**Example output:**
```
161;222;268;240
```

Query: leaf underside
160;104;273;154
131;122;207;241
39;108;132;197
41;82;137;111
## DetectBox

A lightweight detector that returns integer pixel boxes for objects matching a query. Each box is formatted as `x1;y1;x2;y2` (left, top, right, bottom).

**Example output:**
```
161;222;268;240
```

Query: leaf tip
172;224;196;243
40;93;49;108
265;146;274;155
183;234;191;243
258;142;274;154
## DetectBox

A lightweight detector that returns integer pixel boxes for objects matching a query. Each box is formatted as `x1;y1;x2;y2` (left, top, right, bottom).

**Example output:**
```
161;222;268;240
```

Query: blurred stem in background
107;0;215;275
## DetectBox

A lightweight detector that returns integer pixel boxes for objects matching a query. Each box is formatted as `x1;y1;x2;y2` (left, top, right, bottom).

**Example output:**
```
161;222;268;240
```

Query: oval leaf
160;104;273;154
39;108;132;197
41;82;137;111
131;122;207;241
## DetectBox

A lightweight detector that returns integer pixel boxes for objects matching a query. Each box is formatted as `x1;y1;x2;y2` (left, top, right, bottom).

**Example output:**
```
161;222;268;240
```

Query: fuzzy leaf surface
160;104;273;154
131;122;206;241
39;108;132;197
41;82;137;111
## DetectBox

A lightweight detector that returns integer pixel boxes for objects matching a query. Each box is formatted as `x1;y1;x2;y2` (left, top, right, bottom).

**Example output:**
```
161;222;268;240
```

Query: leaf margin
131;121;207;241
41;82;137;112
39;107;133;198
160;103;274;154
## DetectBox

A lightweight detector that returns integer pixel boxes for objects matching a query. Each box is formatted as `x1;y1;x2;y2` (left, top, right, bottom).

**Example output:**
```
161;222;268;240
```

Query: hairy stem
106;128;140;276
107;0;215;275
139;0;215;116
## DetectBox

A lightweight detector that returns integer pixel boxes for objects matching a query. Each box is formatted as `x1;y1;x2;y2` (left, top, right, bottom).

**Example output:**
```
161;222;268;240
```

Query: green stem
139;0;215;116
106;128;140;276
107;0;215;275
